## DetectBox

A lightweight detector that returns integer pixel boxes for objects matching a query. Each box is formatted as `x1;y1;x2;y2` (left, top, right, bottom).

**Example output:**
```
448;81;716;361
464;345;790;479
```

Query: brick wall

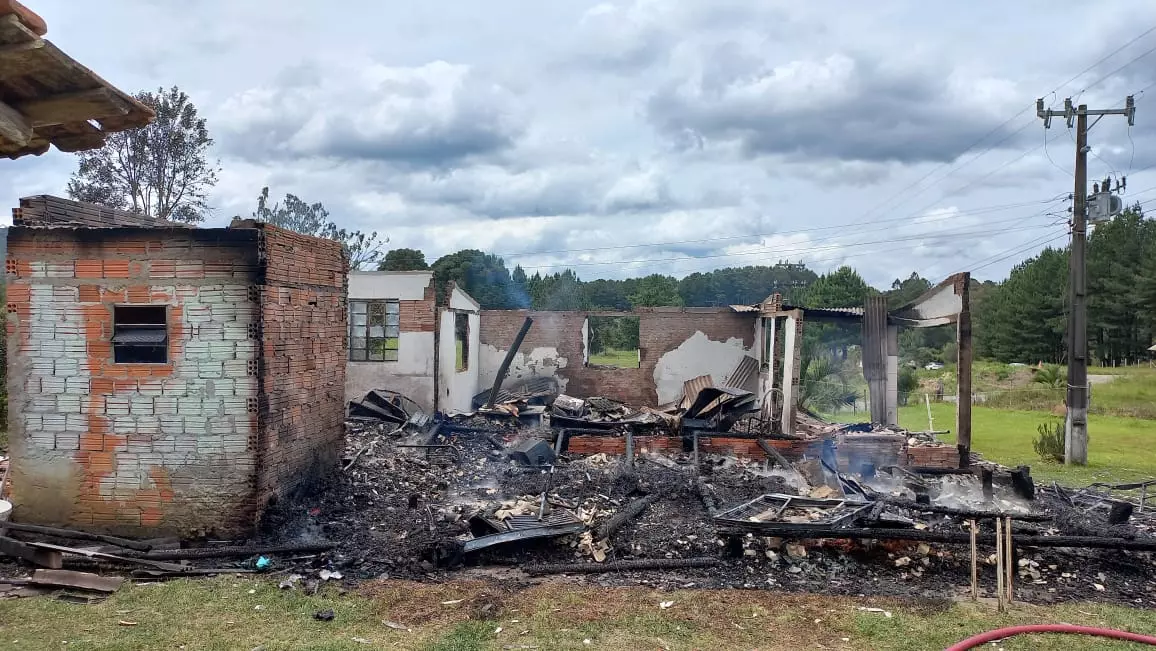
254;225;347;507
904;444;960;469
6;227;262;535
479;308;754;405
399;282;436;332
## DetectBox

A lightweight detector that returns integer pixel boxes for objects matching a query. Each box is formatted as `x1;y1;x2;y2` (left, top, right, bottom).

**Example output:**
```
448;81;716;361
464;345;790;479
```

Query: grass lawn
588;348;640;368
892;403;1156;486
2;576;1156;650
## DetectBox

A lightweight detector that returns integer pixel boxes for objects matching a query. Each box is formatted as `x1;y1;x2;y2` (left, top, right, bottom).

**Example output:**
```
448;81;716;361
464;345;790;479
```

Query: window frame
112;305;170;364
349;299;401;362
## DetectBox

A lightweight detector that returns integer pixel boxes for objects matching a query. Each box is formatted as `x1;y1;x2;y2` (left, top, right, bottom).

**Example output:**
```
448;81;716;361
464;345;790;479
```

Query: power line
969;231;1071;275
519;218;1062;272
493;196;1067;259
830;24;1156;241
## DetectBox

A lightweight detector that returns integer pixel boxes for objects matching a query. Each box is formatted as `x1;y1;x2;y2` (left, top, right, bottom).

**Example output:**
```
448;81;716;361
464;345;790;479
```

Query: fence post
924;393;934;432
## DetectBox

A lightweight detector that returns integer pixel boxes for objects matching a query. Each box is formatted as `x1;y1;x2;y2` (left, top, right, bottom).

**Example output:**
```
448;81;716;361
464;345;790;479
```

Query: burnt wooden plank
0;535;63;568
30;569;123;593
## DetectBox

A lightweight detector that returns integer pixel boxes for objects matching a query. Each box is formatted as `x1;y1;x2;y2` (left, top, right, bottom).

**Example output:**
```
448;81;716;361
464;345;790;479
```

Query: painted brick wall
254;225;347;506
479;308;754;405
6;228;262;535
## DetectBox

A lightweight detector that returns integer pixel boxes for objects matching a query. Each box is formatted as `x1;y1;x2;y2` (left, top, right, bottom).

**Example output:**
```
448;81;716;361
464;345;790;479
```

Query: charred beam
715;525;1156;551
524;557;719;575
595;494;660;541
879;499;1053;522
126;542;335;561
1;521;154;551
485;317;533;409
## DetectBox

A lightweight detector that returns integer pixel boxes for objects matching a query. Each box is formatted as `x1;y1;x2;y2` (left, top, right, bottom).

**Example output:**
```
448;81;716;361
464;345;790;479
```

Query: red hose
947;624;1156;650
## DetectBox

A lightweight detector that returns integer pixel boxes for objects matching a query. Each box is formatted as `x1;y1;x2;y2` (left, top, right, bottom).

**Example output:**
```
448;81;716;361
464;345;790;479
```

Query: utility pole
1036;97;1136;465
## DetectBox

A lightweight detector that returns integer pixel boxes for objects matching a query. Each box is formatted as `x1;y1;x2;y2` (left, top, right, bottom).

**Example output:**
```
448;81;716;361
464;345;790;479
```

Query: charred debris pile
309;377;1156;606
5;381;1156;606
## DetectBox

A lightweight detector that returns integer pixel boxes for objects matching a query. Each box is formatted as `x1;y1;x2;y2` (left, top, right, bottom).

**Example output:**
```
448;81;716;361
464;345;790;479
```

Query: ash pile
265;384;1156;607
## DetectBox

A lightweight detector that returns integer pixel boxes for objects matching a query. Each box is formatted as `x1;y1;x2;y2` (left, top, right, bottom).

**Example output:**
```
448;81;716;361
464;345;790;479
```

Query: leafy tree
252;187;385;270
897;366;919;406
432;250;523;308
804;266;875;358
886;272;932;309
627;274;683;307
582;278;631;311
379;248;429;271
67;86;219;223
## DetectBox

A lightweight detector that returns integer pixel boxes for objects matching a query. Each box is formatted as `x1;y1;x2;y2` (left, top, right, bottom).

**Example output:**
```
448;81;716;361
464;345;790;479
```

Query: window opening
455;312;470;372
113;305;168;364
586;315;640;369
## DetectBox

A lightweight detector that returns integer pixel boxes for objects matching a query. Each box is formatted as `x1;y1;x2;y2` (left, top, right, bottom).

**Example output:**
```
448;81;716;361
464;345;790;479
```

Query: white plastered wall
652;331;752;404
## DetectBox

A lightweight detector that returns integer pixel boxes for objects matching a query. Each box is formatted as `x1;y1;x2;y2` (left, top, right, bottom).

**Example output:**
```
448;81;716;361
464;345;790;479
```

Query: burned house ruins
3;195;1156;609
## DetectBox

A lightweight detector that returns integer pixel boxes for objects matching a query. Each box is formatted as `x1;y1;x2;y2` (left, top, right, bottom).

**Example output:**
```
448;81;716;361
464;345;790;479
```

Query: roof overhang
0;3;154;159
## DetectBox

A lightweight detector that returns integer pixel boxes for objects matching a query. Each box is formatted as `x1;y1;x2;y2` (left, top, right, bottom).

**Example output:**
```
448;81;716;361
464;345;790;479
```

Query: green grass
589;348;640;368
895;403;1156;486
2;577;1156;650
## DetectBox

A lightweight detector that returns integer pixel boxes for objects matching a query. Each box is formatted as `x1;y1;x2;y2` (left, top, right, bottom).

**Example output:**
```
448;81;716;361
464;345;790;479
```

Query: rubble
5;386;1156;608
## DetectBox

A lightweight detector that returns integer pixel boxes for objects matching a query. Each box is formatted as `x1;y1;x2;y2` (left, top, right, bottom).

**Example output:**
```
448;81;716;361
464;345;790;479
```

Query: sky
5;0;1156;288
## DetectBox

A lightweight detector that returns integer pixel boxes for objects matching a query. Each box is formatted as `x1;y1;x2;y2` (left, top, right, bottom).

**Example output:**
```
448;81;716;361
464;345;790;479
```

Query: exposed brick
479;308;754;406
6;223;340;538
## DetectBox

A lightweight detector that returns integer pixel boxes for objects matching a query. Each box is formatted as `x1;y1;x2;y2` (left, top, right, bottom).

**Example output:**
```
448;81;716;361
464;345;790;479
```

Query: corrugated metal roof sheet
729;304;759;313
679;374;715;410
724;355;760;391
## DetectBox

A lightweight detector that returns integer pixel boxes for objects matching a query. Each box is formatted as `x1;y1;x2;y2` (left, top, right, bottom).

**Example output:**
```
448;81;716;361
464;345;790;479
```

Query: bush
1033;421;1065;463
897;366;919;406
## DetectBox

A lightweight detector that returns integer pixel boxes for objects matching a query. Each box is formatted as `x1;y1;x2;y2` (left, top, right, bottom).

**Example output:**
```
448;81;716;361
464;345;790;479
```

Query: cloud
647;50;1028;164
217;61;524;168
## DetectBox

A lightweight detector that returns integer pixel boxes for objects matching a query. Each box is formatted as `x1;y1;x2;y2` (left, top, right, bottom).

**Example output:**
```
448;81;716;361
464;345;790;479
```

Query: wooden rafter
0;7;153;159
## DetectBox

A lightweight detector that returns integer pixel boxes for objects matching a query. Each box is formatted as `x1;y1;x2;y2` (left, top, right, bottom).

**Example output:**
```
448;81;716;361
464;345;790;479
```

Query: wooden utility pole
1036;97;1135;465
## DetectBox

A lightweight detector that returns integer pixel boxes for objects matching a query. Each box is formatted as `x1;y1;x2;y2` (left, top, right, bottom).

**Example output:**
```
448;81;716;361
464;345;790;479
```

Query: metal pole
1067;106;1089;465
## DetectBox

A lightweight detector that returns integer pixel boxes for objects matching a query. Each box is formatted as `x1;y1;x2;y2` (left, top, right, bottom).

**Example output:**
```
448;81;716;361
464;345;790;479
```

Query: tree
805;266;873;308
973;247;1068;363
1087;206;1156;364
252;187;385;270
796;342;857;413
431;250;522;308
804;266;875;358
379;248;429;271
627;274;683;307
67;86;219;223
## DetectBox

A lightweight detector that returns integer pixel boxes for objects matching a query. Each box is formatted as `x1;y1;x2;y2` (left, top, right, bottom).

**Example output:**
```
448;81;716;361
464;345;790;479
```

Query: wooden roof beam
16;88;130;126
0;96;32;145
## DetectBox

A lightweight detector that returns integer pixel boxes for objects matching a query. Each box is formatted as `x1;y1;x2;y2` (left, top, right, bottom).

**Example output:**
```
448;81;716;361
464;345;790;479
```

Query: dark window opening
113;305;169;364
350;299;400;362
586;315;640;369
455;312;470;372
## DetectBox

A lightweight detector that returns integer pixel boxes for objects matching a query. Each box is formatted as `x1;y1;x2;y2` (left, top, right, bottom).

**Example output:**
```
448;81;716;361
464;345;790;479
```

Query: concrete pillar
886;324;899;426
780;315;798;436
